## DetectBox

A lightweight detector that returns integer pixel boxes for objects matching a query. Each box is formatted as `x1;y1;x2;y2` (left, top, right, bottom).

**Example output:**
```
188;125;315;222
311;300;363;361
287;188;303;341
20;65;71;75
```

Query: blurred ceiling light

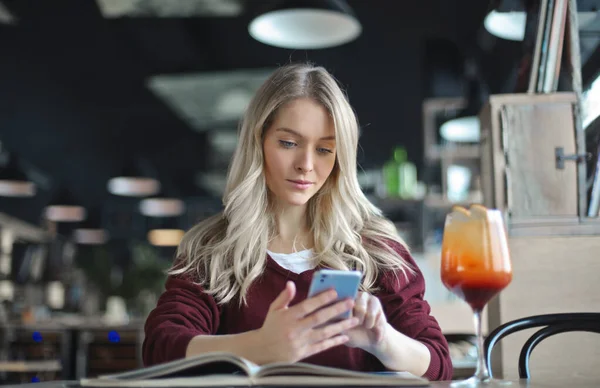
45;188;86;222
484;10;526;41
96;0;242;17
0;1;17;25
440;116;480;142
107;158;161;197
215;88;254;121
147;229;185;247
440;67;486;143
248;0;362;49
0;152;36;197
108;177;160;197
74;229;109;245
140;198;185;217
146;69;272;132
73;208;109;245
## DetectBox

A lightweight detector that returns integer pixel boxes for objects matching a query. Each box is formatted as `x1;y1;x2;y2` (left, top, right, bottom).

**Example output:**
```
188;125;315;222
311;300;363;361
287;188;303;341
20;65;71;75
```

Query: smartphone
307;269;362;321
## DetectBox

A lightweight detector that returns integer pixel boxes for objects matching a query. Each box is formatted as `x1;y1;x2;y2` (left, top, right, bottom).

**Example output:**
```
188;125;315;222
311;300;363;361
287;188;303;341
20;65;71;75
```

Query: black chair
484;313;600;379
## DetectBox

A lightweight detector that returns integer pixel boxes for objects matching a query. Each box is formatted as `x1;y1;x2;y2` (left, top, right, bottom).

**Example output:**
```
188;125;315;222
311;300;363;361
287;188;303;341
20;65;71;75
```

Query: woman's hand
253;281;359;364
344;292;388;352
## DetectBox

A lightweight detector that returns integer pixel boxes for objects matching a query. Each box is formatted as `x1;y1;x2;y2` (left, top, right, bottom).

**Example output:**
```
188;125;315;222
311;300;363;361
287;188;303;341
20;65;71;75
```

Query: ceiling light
139;198;185;217
147;229;185;247
96;0;242;18
108;177;160;197
440;72;486;143
45;188;86;222
73;208;109;245
107;158;161;197
440;117;480;143
0;153;36;197
248;0;362;49
146;69;272;132
484;10;526;41
74;229;109;245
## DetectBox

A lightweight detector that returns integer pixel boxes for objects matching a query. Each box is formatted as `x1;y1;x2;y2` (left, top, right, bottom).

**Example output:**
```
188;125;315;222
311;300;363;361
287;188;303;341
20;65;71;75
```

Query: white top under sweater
266;249;316;274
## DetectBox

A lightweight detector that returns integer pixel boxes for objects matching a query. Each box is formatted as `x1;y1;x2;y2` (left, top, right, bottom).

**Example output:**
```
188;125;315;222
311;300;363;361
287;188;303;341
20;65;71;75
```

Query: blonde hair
171;63;413;305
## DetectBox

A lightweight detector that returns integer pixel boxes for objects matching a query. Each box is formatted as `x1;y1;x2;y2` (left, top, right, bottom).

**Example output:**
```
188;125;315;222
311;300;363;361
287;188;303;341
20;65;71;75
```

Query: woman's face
263;98;337;208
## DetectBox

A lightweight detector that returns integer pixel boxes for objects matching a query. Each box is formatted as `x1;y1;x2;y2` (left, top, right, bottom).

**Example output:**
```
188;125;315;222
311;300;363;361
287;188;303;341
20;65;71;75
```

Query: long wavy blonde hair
171;63;413;305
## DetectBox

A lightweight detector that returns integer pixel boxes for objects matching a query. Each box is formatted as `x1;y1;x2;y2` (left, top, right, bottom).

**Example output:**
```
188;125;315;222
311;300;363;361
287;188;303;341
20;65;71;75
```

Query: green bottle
383;147;417;199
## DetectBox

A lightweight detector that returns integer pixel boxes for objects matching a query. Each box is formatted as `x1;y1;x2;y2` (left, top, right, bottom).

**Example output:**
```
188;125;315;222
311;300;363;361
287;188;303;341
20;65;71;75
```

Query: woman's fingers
307;316;359;344
364;297;382;329
290;288;339;319
304;334;350;359
353;291;369;325
298;298;354;330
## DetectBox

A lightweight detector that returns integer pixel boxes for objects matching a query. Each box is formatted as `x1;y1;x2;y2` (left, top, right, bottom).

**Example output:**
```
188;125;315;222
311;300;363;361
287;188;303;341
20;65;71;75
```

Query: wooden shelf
426;144;481;161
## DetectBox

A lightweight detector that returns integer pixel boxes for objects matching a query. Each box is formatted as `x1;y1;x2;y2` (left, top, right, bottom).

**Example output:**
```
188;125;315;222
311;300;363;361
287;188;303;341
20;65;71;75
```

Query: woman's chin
283;192;313;207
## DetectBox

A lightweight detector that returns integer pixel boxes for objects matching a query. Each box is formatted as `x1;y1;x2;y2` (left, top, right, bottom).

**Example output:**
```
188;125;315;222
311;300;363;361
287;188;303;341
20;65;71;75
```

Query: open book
80;352;429;387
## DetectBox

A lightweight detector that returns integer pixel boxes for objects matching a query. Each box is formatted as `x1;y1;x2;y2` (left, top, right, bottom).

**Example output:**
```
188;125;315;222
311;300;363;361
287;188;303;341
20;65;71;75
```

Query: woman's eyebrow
275;127;335;141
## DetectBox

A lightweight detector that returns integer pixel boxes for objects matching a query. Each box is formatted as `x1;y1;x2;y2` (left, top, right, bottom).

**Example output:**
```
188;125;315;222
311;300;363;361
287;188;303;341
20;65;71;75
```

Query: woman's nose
295;150;314;173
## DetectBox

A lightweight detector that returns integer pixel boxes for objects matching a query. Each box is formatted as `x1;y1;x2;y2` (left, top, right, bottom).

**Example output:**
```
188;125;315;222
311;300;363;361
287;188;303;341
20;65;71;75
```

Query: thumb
270;281;296;311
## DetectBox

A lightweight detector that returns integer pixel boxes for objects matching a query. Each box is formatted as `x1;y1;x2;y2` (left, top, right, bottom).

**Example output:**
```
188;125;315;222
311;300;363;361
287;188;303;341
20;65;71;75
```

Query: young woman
142;63;453;381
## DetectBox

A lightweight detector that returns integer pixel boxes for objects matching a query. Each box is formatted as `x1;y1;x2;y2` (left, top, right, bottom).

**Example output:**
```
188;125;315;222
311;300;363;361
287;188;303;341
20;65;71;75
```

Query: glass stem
473;309;490;381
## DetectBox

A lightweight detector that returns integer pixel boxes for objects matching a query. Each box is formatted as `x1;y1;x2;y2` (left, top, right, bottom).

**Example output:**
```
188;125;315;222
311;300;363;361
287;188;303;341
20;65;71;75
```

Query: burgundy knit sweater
142;243;453;381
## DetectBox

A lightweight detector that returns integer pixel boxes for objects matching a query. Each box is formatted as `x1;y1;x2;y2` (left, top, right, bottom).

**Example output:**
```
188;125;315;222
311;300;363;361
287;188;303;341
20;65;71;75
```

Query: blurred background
0;0;598;383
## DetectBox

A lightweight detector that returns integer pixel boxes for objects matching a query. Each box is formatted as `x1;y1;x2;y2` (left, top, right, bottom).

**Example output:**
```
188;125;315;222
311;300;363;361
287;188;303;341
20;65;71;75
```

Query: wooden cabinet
0;326;69;384
479;93;582;221
76;328;143;379
479;93;600;380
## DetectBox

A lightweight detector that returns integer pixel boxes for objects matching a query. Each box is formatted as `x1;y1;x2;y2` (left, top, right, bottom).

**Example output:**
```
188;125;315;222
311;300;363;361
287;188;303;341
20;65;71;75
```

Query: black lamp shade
45;187;87;222
248;0;362;49
440;76;487;143
108;158;161;197
0;154;36;197
73;208;109;245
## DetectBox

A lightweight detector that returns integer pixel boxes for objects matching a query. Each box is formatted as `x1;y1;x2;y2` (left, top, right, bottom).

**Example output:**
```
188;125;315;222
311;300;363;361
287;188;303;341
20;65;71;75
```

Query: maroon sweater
142;243;453;381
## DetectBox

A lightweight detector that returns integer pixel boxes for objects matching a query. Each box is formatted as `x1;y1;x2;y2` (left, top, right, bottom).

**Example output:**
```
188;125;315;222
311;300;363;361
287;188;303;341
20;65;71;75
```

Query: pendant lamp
146;217;184;247
248;0;362;49
0;153;36;197
107;158;161;197
440;63;488;143
44;187;87;222
73;208;109;245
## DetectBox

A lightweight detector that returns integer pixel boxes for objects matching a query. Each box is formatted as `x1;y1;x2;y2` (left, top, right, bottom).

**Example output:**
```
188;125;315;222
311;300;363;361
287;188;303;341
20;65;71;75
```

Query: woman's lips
287;180;313;190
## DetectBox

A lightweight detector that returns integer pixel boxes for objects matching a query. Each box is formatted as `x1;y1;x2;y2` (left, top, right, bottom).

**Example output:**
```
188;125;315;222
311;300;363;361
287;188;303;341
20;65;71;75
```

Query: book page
257;361;426;381
96;352;252;380
82;375;251;387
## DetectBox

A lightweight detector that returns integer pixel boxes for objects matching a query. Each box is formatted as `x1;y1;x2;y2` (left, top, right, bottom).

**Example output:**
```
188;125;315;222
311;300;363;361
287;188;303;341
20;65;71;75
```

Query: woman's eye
279;140;296;148
318;148;333;154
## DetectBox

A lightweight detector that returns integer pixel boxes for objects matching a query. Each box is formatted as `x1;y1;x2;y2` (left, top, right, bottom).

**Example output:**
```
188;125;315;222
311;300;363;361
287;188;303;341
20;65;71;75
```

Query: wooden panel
501;103;578;217
488;235;600;380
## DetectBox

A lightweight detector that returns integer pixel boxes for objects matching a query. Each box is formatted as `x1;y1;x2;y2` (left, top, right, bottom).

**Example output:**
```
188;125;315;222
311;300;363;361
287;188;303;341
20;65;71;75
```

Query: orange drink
441;205;512;311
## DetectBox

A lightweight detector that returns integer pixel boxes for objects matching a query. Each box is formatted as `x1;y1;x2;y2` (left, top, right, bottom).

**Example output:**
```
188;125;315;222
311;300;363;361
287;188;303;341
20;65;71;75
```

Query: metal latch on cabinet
555;147;591;169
